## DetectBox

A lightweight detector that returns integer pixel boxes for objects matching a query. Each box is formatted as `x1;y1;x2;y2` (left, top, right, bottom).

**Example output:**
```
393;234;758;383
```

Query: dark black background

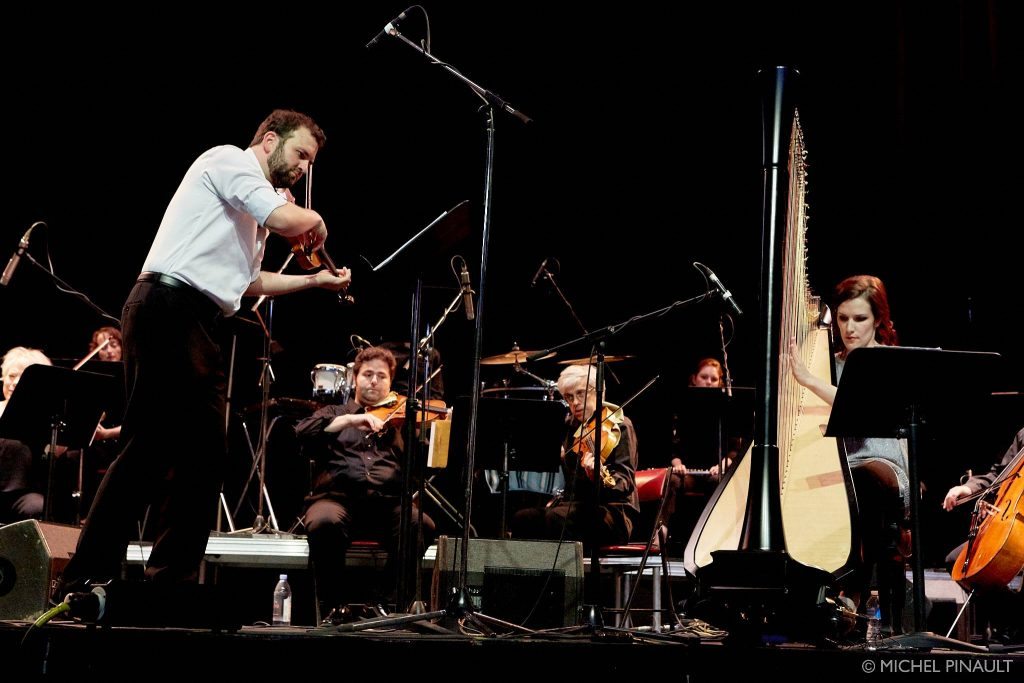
3;2;1021;558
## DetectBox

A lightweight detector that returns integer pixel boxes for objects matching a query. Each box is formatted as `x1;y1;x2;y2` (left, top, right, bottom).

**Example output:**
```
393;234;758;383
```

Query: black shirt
295;400;406;499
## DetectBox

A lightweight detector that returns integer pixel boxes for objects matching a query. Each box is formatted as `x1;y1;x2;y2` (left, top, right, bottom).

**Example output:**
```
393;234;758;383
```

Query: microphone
1;224;37;287
695;262;743;317
460;264;475;321
530;258;550;287
351;334;374;350
365;8;410;49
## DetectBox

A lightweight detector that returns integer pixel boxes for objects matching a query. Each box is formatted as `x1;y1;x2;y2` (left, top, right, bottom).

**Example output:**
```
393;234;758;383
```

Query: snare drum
311;362;355;402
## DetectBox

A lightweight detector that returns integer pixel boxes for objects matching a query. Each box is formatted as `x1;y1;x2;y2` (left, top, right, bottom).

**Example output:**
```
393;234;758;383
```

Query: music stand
826;345;1001;651
473;396;566;537
671;386;754;472
0;364;114;521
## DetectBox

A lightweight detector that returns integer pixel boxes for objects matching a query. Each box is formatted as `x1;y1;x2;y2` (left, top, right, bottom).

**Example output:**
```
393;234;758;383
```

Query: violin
952;445;1024;590
364;391;450;437
287;230;355;305
566;404;624;488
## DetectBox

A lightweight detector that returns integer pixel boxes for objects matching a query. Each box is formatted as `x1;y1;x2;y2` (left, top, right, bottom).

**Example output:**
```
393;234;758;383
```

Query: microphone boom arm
385;26;532;125
417;286;466;355
22;251;118;324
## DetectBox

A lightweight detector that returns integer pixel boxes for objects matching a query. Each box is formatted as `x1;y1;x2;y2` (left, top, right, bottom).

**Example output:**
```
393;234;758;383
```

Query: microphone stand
385;21;533;613
716;314;733;478
342;15;531;634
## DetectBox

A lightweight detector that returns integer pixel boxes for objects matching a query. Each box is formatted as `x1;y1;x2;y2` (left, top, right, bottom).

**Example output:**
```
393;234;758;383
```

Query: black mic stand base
438;587;536;635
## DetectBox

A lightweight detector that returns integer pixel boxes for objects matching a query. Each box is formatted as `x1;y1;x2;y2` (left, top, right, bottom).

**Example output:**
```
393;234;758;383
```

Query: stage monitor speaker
0;520;80;620
430;535;583;628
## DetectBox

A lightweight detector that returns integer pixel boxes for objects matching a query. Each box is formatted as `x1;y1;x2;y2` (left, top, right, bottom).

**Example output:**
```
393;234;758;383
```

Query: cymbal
480;348;555;365
557;355;634;365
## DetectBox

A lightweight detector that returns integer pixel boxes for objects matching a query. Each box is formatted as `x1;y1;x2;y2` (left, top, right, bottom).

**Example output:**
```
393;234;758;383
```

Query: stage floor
3;618;1022;680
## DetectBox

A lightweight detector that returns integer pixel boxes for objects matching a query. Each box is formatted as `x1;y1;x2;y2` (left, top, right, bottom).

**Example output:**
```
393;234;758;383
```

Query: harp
683;67;858;638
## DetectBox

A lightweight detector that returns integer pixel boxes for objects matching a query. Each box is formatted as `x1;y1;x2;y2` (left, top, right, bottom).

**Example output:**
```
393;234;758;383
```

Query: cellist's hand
943;484;971;511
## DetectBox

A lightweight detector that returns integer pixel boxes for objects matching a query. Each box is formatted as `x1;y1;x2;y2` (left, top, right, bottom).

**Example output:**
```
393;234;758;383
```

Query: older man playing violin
512;364;639;550
296;346;436;621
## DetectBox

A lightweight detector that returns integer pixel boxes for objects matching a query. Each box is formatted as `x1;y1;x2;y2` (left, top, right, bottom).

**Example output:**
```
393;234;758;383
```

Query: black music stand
671;386;755;472
0;364;114;521
826;345;1001;651
473;396;566;537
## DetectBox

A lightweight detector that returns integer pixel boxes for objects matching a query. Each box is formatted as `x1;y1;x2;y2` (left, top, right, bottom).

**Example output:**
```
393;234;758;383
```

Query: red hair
834;275;898;351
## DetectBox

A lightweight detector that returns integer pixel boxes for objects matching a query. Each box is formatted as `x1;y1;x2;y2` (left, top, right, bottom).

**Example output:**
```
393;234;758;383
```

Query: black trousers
851;460;907;632
512;499;634;550
62;279;226;586
305;494;435;611
0;438;43;523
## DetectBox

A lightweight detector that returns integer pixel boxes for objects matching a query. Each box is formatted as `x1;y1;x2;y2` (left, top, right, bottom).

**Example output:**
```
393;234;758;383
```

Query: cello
952;444;1024;590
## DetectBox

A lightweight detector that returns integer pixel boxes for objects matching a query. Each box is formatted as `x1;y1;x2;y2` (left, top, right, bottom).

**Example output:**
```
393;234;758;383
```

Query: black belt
136;272;221;317
137;271;190;289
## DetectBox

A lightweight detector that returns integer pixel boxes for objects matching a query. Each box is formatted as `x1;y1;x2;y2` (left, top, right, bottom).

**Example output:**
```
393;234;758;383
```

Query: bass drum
311;362;355;403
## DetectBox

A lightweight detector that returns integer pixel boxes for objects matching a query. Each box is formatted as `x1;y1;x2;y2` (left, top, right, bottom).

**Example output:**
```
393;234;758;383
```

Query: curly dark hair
353;346;397;380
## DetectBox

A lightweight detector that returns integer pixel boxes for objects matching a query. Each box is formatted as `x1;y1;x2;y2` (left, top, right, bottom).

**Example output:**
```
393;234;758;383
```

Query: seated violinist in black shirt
296;346;435;619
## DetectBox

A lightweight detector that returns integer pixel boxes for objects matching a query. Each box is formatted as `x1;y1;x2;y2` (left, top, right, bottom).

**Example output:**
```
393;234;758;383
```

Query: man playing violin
512;364;639;549
296;346;435;620
56;109;351;601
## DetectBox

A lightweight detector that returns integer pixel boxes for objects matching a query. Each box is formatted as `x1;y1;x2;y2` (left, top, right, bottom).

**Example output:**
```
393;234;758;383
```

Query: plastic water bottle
865;590;882;645
272;574;292;626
